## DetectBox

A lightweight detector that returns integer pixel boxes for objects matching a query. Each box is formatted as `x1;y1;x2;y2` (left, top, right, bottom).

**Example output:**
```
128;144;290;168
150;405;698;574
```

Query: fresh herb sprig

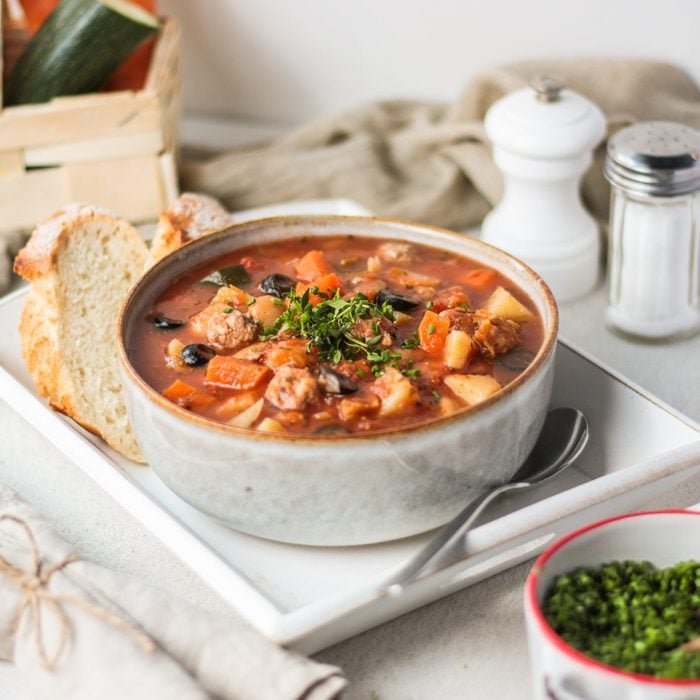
262;288;408;375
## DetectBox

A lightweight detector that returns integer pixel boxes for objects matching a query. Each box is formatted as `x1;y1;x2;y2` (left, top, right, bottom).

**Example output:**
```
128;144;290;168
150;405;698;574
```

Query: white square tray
1;287;698;653
1;207;699;654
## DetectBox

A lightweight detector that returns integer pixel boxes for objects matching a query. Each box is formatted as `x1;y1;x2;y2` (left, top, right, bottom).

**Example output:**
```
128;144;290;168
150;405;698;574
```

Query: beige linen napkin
0;484;346;699
183;59;700;232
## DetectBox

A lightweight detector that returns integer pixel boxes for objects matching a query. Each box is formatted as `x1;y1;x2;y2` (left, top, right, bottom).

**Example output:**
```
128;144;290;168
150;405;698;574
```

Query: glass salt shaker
604;121;700;340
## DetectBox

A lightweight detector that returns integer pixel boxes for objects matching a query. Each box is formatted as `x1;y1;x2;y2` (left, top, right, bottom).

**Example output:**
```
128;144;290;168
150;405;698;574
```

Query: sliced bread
145;192;233;268
14;203;148;462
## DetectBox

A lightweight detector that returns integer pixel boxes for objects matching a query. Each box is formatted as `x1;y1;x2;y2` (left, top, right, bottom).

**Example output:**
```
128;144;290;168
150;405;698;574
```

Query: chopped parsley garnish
262;289;404;373
246;298;256;306
401;331;419;349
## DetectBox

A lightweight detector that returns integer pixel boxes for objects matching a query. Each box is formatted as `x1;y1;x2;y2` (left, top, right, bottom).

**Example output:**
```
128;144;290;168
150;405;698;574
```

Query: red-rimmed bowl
118;215;558;545
525;510;700;700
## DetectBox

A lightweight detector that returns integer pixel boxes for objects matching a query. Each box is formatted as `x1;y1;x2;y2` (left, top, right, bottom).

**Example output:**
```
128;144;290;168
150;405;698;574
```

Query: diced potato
214;391;262;420
228;398;264;428
249;295;284;327
166;338;187;371
443;374;501;406
443;330;473;369
483;286;534;322
212;284;253;307
371;367;419;417
367;255;382;273
233;342;267;361
438;395;462;417
257;417;286;433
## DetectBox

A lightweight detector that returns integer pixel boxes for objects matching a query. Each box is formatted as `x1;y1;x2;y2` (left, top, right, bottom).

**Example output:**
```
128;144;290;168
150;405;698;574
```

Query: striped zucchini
5;0;159;105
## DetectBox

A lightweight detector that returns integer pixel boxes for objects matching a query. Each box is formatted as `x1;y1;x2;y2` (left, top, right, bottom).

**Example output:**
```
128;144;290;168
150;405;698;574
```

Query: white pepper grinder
481;75;606;302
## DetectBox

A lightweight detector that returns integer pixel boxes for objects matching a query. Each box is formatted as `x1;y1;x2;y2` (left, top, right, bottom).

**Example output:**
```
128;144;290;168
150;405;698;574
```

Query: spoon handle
382;481;529;594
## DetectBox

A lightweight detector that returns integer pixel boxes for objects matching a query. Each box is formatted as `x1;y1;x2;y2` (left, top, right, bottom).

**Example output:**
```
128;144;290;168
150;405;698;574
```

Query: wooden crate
0;16;181;232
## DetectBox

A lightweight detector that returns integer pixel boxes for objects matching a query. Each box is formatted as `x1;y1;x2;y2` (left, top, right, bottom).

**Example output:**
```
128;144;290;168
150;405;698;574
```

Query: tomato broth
128;234;544;435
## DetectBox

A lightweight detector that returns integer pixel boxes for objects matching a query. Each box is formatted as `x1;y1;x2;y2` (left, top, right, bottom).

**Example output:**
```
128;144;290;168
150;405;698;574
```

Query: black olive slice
498;349;536;372
149;314;186;330
260;273;295;298
318;365;358;394
181;344;216;367
376;289;420;311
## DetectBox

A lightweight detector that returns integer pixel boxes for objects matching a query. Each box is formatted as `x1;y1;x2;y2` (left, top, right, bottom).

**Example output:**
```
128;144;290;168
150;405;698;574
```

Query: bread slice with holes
13;204;148;462
145;192;233;269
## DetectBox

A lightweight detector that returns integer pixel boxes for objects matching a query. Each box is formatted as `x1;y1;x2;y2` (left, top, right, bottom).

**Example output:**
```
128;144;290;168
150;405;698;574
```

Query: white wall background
160;0;700;126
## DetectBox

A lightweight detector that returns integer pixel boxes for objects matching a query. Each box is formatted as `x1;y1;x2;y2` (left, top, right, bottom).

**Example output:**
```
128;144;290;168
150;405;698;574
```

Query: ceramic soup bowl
525;510;700;700
118;216;558;545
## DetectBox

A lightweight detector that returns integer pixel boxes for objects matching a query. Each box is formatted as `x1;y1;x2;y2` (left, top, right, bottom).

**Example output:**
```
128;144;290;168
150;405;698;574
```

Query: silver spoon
383;407;589;594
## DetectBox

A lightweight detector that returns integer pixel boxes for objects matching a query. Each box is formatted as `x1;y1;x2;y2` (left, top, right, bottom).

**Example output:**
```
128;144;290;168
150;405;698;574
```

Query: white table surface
1;118;699;700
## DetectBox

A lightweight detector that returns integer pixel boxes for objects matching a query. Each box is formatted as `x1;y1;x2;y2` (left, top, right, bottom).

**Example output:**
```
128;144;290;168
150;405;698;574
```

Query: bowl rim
117;214;558;444
525;509;700;687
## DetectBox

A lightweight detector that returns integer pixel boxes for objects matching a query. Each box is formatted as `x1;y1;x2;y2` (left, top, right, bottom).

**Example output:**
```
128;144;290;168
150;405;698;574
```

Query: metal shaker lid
605;121;700;197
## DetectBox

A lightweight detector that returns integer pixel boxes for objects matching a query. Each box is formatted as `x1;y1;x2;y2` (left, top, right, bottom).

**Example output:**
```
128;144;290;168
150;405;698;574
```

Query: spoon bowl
384;407;589;592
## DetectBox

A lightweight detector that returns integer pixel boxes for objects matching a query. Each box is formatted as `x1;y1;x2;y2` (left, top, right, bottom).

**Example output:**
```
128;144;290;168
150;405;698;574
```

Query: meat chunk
438;308;477;333
206;309;258;351
471;311;521;358
264;366;318;410
370;367;419;416
338;393;380;421
438;309;521;358
386;267;440;289
432;286;470;312
349;272;385;300
378;242;415;263
350;316;394;349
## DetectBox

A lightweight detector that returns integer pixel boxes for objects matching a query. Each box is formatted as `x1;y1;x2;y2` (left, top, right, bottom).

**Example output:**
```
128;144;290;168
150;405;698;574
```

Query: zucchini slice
5;0;159;105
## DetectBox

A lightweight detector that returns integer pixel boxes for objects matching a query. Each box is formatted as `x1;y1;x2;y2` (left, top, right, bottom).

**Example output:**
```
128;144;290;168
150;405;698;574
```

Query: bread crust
146;192;232;268
14;203;121;280
14;203;147;462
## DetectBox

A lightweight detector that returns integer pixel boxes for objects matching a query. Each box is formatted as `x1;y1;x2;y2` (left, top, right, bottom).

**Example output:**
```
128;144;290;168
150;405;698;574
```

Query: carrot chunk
162;380;216;411
418;310;450;356
296;272;342;306
462;268;497;290
295;250;334;282
205;356;271;389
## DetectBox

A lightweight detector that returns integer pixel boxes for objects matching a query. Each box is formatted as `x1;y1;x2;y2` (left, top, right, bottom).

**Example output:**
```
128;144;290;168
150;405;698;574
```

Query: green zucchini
200;265;251;288
5;0;159;105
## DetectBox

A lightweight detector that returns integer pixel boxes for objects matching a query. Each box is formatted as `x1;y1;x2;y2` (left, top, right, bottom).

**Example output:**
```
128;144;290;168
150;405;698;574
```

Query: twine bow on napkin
0;514;154;671
0;485;346;700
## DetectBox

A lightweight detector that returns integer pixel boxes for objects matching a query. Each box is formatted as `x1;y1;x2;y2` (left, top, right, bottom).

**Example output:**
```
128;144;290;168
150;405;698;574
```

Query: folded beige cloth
183;59;700;232
0;484;346;699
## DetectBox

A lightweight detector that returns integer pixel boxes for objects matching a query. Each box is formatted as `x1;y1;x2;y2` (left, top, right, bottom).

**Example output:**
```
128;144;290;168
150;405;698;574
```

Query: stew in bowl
118;216;557;545
129;235;544;436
